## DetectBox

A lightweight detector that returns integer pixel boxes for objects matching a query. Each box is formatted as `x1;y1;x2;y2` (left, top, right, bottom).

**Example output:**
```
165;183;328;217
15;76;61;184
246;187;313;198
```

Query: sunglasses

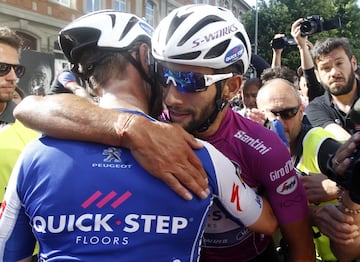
271;105;300;120
157;64;233;93
0;63;25;78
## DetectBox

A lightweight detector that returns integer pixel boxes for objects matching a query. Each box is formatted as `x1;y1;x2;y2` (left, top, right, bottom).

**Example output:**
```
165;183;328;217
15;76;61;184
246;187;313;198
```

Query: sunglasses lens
272;106;299;120
158;65;206;93
14;65;25;78
0;63;11;76
0;63;25;78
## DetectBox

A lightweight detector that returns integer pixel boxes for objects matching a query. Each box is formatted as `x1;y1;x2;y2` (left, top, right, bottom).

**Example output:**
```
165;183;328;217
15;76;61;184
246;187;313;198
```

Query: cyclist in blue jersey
0;10;277;261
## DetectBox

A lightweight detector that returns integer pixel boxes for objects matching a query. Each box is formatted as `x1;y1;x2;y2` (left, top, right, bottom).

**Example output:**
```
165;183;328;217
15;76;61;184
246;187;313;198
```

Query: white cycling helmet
59;10;154;64
152;4;251;72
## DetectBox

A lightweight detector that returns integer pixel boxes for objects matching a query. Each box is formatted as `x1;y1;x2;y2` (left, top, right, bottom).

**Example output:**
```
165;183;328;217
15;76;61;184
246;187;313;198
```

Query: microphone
350;97;360;126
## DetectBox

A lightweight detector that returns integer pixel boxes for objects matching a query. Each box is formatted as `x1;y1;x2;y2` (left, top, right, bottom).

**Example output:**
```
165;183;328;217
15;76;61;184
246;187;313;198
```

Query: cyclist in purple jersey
13;4;314;261
0;10;277;261
153;5;314;262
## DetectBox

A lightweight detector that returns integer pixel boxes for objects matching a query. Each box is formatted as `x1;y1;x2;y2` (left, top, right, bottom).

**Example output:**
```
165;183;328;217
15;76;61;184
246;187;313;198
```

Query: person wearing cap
0;9;278;261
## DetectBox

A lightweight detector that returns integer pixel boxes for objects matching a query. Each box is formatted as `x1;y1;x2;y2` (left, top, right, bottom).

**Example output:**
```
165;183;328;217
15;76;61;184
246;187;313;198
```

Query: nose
5;67;18;81
163;82;184;107
329;66;340;77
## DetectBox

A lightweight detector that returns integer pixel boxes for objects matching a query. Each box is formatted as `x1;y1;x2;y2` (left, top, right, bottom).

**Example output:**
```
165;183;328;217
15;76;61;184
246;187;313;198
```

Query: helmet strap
196;81;228;132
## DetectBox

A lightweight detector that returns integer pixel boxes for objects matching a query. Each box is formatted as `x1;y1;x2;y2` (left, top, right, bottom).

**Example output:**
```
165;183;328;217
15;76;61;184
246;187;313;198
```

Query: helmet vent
169;51;201;60
166;13;191;44
120;16;140;43
236;32;250;57
204;39;230;59
178;15;224;46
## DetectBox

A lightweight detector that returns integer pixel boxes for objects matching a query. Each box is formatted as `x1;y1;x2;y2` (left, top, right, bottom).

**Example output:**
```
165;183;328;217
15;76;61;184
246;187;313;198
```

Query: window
145;1;155;26
224;0;229;9
17;32;36;50
86;0;101;12
49;0;70;7
114;0;126;11
215;0;221;6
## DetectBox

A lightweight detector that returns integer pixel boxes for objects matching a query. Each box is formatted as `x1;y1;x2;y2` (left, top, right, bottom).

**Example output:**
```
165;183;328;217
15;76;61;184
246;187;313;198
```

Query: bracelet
337;189;360;215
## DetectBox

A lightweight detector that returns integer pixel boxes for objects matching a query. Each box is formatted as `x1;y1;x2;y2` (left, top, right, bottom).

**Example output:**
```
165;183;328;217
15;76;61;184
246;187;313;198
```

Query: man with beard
0;27;25;128
0;26;39;261
0;26;38;202
305;37;359;142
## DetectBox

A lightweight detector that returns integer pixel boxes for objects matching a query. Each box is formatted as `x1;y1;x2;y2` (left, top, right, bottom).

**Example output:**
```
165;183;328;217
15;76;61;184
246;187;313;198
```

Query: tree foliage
242;0;360;72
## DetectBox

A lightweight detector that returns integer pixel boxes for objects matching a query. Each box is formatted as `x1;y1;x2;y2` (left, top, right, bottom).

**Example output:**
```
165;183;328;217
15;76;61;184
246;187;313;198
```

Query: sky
244;0;360;8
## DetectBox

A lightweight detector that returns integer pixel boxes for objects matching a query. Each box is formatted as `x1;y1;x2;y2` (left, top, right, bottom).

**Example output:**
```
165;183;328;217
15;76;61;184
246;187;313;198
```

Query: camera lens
300;21;313;34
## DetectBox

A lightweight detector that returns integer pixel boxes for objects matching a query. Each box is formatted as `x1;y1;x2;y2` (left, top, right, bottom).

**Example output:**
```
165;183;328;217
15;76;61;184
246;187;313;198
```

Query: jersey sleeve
200;140;263;227
0;155;36;260
57;70;77;87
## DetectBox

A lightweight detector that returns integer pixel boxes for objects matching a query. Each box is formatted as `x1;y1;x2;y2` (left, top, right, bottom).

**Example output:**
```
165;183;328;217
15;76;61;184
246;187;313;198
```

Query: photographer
270;33;286;67
291;18;325;102
305;37;359;142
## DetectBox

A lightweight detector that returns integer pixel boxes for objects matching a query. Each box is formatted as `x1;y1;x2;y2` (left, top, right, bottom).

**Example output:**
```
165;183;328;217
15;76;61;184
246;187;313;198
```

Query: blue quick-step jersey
0;111;263;262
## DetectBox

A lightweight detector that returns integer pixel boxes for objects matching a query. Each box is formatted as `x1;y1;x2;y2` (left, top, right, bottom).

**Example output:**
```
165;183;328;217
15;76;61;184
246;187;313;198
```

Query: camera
270;36;297;49
300;15;342;37
325;144;360;204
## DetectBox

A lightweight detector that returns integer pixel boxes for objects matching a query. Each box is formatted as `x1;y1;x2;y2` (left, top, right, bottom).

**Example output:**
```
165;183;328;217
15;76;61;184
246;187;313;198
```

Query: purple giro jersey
200;108;308;261
0;110;263;262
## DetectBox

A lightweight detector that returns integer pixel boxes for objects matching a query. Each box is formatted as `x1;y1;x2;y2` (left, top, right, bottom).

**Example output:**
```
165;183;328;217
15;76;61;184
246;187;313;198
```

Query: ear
223;75;242;100
351;55;358;71
138;43;151;74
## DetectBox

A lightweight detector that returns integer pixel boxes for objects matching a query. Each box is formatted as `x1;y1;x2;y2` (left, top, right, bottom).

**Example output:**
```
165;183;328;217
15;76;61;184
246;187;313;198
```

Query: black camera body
270;37;297;49
300;15;342;37
326;145;360;204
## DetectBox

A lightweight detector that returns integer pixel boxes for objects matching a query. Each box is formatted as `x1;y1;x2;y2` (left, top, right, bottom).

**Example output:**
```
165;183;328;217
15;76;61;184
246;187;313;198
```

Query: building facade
0;0;251;94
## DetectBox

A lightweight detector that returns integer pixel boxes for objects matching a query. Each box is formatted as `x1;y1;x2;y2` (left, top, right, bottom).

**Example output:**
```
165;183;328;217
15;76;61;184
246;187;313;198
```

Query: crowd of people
0;3;360;262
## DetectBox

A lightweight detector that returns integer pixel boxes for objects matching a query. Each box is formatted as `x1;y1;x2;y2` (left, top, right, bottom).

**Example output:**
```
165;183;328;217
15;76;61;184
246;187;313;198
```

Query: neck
97;79;149;114
0;102;6;115
331;81;358;113
194;106;228;139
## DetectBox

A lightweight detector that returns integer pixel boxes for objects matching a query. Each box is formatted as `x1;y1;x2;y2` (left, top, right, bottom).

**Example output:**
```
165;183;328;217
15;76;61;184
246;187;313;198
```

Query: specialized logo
230;183;242;211
224;45;244;64
230;163;246;211
0;201;6;220
234;130;272;155
103;147;121;162
192;24;238;47
276;176;298;195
